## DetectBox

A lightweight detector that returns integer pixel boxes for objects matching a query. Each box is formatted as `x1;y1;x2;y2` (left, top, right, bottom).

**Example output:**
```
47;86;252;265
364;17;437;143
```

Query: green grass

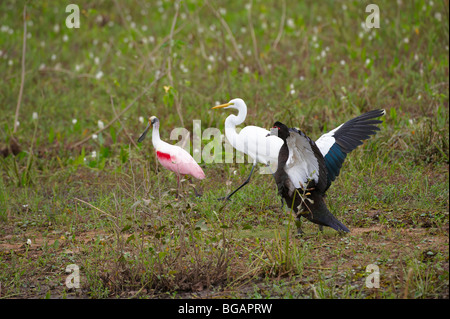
0;0;448;299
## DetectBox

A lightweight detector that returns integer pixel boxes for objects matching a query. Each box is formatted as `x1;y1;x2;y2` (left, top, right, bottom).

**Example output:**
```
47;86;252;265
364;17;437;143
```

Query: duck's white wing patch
284;130;320;189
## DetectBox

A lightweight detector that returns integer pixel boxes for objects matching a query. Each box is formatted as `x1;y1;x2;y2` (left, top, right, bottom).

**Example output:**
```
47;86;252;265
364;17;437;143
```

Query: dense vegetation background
0;0;448;298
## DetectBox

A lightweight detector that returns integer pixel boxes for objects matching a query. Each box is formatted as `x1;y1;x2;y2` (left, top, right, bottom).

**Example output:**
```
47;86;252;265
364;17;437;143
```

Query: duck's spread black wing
315;109;385;191
284;128;327;194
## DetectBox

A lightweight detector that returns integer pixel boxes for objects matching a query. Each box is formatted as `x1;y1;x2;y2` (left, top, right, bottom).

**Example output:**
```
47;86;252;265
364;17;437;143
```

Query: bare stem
13;5;27;134
272;0;286;50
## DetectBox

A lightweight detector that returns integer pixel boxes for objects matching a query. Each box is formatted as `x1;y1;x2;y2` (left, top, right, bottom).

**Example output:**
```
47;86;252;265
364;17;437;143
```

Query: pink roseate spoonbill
268;109;385;235
212;98;283;200
138;116;205;197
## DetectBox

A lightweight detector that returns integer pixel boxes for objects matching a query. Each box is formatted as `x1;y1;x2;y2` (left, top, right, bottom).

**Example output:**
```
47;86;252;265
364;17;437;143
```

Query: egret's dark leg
218;163;257;201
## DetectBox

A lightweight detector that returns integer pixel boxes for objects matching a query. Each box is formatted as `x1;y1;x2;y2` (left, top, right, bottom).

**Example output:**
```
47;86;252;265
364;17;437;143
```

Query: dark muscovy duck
269;109;385;234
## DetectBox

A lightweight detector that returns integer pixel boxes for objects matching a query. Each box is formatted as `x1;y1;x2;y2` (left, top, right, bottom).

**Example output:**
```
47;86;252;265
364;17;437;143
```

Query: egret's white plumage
212;98;283;199
216;98;283;165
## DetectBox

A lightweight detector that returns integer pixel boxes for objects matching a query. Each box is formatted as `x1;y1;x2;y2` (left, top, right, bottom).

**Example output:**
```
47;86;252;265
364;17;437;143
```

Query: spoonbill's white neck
152;122;161;148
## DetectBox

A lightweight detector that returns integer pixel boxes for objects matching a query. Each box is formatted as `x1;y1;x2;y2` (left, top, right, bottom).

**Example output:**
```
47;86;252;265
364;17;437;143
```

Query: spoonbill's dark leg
218;162;257;201
176;172;181;199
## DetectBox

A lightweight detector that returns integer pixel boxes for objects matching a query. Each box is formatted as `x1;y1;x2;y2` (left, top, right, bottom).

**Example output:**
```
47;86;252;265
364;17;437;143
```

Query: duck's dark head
269;121;290;141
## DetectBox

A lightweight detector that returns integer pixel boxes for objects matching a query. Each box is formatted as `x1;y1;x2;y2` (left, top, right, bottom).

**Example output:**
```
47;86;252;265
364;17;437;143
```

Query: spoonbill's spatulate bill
212;98;283;200
270;109;385;234
138;116;205;197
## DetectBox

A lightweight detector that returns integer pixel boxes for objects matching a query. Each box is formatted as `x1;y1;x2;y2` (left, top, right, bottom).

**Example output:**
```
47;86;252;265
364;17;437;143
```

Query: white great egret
138;116;205;198
269;109;385;234
212;98;283;200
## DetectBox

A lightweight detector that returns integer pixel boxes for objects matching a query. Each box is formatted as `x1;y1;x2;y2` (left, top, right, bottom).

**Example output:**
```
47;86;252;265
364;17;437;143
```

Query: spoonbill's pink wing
156;146;205;180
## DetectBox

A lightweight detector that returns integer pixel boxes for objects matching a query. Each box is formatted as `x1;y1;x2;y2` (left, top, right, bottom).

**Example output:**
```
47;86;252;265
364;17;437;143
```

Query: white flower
139;116;144;124
365;58;371;66
95;71;104;79
141;25;148;31
53;24;60;33
340;60;346;66
287;18;295;28
32;112;38;120
39;63;46;70
92;134;98;140
98;120;104;129
226;56;232;62
91;151;97;158
214;101;221;106
72;119;77;124
51;54;56;61
434;12;442;22
16;121;20;127
8;59;13;66
290;89;296;95
26;239;31;245
62;34;69;42
403;37;409;44
299;76;305;81
149;36;155;43
219;8;226;15
240;27;247;33
243;66;250;73
75;64;82;71
94;57;100;65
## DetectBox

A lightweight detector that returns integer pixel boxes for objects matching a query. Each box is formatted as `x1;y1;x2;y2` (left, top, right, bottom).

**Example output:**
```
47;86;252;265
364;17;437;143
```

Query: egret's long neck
152;123;161;148
224;106;247;148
